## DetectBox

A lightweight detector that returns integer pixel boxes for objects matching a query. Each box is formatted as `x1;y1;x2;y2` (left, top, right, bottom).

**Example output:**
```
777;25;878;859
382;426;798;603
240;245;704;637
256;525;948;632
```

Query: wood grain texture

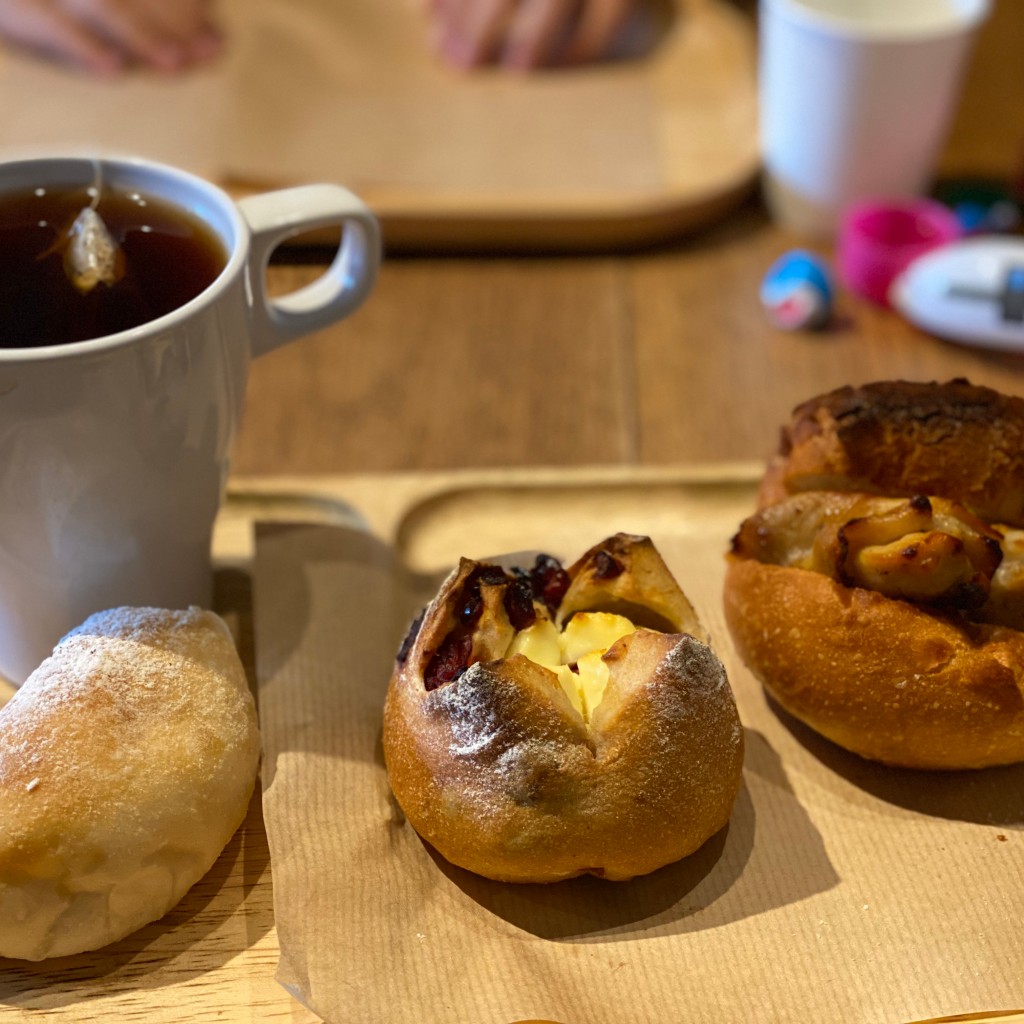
235;259;637;474
909;1015;1024;1024
3;5;1024;1020
3;468;1023;1022
941;0;1024;180
630;202;1024;466
233;0;1024;476
0;570;318;1023
238;211;1024;476
0;794;308;1023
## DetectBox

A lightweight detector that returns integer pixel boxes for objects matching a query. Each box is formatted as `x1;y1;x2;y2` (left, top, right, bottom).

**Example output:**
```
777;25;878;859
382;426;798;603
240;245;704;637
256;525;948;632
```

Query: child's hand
0;0;223;74
425;0;636;70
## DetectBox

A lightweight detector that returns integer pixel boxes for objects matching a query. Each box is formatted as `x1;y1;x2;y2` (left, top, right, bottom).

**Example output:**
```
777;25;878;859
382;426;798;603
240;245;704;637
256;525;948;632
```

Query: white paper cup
759;0;991;237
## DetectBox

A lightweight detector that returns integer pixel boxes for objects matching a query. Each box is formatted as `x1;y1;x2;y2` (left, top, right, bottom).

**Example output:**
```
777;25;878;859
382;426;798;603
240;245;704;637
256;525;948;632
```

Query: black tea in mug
0;186;227;348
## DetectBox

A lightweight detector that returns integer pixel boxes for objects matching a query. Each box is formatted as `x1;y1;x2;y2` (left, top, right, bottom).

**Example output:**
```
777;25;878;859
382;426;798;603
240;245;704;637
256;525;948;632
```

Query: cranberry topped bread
383;534;744;883
725;379;1024;770
0;607;260;961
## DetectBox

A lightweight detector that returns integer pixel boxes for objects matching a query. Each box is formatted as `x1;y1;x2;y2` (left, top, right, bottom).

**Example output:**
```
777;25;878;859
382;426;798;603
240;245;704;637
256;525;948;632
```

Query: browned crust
723;558;1024;769
762;379;1024;526
383;535;744;882
560;533;707;640
384;629;743;882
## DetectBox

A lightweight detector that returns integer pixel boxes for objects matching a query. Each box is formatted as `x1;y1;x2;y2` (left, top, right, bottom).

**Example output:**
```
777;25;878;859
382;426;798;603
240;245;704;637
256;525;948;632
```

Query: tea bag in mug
64;204;124;293
56;160;125;294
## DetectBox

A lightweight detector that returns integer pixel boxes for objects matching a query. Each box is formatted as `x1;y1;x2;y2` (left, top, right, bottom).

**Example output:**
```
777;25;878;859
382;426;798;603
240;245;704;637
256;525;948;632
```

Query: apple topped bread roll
0;607;260;961
724;378;1024;770
383;533;744;883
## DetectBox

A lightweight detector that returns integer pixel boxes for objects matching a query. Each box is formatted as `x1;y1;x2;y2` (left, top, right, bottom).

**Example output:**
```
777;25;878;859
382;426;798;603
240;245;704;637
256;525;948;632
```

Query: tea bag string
86;158;102;212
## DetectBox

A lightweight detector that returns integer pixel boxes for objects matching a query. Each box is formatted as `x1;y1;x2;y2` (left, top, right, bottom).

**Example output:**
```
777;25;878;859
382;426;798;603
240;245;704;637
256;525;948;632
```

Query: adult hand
426;0;637;70
0;0;223;75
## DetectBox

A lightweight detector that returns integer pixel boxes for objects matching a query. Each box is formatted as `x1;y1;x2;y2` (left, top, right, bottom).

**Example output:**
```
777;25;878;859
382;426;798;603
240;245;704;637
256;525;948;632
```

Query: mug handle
237;184;381;357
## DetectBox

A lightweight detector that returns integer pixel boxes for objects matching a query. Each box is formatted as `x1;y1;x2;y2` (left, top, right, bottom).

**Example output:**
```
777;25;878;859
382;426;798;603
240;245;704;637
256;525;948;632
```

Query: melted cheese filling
507;611;638;721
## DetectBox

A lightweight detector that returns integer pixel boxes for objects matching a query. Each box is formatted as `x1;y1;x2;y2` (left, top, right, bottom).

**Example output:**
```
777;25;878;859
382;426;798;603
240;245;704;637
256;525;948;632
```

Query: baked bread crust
383;535;744;883
723;559;1024;769
759;378;1024;526
728;378;1024;769
0;607;261;960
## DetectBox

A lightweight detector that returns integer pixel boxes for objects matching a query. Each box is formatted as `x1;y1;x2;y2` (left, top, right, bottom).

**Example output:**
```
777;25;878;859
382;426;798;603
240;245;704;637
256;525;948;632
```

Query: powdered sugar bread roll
383;534;744;883
0;606;261;961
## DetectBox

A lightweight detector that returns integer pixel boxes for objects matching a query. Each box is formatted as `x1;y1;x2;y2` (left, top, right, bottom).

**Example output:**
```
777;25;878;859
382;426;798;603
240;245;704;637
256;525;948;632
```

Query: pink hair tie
838;199;962;306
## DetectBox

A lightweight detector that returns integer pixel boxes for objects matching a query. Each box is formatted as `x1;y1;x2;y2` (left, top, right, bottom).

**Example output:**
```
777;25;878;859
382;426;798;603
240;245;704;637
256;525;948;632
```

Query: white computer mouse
890;235;1024;351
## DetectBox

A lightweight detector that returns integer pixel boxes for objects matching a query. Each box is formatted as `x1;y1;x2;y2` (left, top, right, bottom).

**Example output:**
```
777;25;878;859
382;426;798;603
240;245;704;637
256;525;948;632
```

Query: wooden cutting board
1;466;1022;1024
0;0;758;251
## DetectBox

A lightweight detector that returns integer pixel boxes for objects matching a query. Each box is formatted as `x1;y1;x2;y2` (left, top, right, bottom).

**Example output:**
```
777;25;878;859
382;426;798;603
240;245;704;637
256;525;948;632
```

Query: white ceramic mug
0;154;380;684
760;0;991;237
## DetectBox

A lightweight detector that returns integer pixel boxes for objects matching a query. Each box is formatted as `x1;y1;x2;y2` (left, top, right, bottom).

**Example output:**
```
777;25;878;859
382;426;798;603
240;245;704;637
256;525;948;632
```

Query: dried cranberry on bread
384;534;744;883
725;379;1024;769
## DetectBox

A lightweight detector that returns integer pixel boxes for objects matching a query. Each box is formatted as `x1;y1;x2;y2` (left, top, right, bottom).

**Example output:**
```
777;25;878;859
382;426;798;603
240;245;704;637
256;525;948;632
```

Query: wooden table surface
235;0;1024;479
4;3;1024;1022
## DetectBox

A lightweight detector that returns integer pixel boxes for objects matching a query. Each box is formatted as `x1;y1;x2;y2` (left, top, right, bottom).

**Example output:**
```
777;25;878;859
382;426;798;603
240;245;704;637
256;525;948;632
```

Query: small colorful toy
933;178;1022;234
839;199;961;306
760;249;834;330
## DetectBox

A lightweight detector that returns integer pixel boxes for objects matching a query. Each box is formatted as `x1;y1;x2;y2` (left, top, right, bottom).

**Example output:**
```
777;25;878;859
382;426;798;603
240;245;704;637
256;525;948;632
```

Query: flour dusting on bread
384;535;744;883
0;606;260;961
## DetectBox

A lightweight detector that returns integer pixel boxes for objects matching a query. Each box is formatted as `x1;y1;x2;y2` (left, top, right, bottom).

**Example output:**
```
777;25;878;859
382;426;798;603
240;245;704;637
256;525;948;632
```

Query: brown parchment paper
252;479;1024;1024
0;0;757;247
